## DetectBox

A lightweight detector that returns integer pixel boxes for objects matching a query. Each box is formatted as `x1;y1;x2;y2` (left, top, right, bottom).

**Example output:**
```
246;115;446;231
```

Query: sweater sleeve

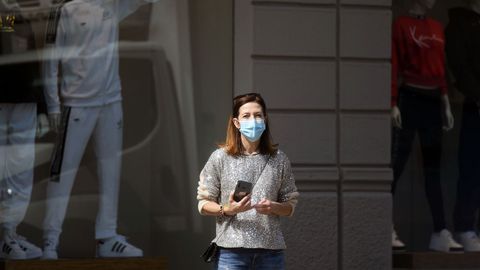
197;150;222;214
277;153;299;217
43;4;67;114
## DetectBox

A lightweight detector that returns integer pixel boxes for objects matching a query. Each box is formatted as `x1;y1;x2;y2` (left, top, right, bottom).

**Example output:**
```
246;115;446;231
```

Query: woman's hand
224;191;253;216
254;199;294;216
254;199;276;215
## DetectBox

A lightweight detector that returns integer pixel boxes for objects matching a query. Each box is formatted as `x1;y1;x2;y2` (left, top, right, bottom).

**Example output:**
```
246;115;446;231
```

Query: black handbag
200;155;271;263
201;242;219;263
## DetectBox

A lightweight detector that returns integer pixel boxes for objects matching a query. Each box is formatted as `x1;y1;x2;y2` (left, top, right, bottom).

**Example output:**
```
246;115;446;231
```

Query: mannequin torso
391;0;454;130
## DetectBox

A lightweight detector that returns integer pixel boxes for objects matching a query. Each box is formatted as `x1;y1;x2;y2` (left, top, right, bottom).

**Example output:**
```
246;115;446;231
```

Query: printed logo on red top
409;26;444;48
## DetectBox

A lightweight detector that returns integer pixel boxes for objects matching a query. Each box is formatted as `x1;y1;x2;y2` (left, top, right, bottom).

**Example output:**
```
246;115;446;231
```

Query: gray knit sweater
197;148;299;250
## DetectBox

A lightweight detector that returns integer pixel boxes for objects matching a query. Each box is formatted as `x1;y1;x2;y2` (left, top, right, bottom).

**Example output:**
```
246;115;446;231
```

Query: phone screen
233;180;253;202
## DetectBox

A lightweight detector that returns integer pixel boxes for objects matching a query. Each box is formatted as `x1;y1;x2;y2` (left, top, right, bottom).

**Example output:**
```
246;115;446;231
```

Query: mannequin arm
48;113;61;133
43;4;67;115
442;94;454;131
36;113;50;137
391;106;402;129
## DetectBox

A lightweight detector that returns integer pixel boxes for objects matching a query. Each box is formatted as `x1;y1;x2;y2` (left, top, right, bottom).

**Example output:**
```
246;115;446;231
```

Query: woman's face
233;102;265;128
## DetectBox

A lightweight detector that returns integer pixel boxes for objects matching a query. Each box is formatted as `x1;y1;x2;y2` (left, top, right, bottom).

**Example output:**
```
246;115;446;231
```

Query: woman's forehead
238;102;263;113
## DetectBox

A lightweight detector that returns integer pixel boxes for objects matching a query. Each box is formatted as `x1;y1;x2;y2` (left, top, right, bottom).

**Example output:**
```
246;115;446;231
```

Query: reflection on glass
0;0;44;260
42;0;157;260
391;0;460;252
445;0;480;253
0;14;15;32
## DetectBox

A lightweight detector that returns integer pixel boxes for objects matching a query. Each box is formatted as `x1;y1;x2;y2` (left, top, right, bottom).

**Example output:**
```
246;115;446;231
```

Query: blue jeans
214;248;285;270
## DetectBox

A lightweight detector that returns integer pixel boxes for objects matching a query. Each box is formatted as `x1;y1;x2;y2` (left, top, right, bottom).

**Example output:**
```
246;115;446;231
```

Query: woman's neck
241;137;260;155
409;3;427;16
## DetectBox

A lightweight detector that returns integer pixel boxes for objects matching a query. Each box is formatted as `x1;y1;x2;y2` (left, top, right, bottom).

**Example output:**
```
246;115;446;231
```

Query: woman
197;93;299;269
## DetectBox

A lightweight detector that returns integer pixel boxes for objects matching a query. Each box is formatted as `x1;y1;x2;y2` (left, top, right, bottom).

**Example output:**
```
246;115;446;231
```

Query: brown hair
219;92;278;156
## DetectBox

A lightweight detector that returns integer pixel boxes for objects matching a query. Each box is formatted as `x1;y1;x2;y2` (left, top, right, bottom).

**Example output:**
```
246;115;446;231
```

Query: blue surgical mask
239;119;266;142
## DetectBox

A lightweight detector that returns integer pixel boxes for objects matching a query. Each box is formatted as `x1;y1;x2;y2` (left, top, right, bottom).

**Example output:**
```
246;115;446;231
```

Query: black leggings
391;85;446;232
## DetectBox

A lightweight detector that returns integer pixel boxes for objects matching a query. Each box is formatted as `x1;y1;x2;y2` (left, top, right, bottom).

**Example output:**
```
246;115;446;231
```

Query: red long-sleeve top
391;16;448;106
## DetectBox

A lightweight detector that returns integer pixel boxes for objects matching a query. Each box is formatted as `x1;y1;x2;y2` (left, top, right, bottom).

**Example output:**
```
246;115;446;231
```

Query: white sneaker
0;234;27;260
392;229;406;251
457;231;480;252
14;234;42;259
429;229;464;252
41;239;58;260
97;235;143;258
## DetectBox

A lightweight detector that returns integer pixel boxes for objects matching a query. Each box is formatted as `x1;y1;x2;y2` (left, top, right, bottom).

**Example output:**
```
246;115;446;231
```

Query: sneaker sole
429;248;464;253
449;247;464;252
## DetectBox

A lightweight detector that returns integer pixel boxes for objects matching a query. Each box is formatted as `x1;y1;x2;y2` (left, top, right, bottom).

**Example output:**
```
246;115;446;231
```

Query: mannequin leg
419;125;446;232
92;102;123;240
1;103;37;234
91;102;144;258
391;127;416;194
391;91;417;195
454;103;480;232
43;106;99;244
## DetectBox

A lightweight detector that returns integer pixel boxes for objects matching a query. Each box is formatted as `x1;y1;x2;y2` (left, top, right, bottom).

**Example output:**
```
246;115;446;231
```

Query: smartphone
233;180;253;202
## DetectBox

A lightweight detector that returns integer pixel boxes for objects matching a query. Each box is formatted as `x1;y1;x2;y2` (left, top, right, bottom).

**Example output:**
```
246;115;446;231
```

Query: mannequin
390;0;461;252
0;0;46;260
42;0;158;260
446;0;480;252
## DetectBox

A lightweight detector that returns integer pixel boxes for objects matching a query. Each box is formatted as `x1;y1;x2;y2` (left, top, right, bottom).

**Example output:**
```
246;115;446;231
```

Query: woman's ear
233;118;241;129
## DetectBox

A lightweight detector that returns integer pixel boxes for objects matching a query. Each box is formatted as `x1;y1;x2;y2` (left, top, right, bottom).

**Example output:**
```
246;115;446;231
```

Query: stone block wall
235;0;393;269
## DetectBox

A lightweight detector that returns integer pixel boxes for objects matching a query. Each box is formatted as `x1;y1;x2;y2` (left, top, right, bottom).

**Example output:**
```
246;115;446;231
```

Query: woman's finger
254;204;267;210
238;194;251;206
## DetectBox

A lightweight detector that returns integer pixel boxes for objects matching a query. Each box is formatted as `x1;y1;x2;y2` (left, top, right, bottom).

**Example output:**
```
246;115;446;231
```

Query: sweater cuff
198;200;210;215
287;200;297;217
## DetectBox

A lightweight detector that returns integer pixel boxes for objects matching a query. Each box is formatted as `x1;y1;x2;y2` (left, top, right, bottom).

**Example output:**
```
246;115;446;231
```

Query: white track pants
0;103;36;233
43;101;123;242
